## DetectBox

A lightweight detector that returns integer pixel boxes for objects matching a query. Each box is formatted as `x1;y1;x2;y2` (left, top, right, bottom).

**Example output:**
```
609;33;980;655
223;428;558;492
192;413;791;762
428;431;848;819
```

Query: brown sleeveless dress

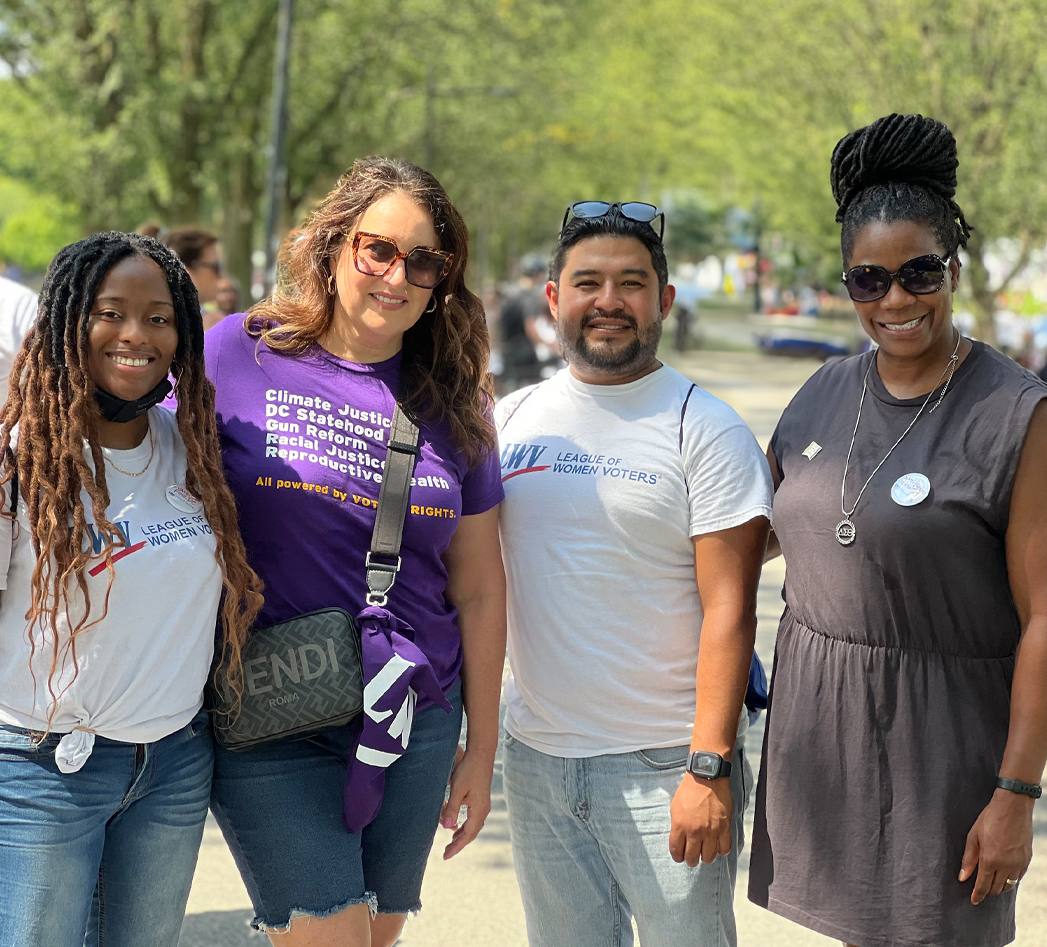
748;342;1046;947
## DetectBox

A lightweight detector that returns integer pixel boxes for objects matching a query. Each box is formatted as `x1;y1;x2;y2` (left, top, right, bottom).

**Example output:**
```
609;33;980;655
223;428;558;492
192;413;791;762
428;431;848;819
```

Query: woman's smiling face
329;190;439;359
847;219;959;358
86;255;179;400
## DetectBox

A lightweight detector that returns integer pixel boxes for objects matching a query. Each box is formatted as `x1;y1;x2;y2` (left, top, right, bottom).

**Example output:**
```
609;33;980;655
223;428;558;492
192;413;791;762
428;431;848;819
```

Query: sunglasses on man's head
561;201;665;240
842;253;952;303
351;231;453;290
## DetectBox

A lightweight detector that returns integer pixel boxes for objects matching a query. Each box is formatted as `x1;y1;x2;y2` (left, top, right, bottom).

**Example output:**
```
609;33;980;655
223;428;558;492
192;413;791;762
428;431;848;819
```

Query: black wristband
996;777;1043;799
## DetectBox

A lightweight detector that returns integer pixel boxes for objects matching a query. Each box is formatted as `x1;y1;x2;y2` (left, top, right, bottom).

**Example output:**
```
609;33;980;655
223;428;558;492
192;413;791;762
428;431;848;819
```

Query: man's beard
557;309;662;377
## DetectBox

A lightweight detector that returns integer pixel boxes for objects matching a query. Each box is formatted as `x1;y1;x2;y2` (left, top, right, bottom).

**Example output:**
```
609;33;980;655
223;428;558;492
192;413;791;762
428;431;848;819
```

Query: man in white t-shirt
0;275;37;399
496;204;772;947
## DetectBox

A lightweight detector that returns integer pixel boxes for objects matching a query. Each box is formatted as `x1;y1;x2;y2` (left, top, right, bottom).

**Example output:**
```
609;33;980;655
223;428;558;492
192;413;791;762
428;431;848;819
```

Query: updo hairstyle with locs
830;113;972;265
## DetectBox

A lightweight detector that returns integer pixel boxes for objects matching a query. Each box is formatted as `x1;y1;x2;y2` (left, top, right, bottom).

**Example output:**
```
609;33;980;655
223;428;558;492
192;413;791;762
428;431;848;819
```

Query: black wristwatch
686;751;732;780
996;776;1042;799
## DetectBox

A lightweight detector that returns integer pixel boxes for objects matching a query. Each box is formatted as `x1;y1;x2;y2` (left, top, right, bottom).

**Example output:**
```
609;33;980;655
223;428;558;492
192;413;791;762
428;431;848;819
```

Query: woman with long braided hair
748;114;1047;947
0;231;262;947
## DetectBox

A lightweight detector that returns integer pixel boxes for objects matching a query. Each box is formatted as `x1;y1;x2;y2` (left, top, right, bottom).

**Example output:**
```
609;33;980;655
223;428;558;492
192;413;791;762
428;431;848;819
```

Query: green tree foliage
0;175;79;273
0;0;570;290
1;0;1046;338
690;0;1047;337
665;193;732;263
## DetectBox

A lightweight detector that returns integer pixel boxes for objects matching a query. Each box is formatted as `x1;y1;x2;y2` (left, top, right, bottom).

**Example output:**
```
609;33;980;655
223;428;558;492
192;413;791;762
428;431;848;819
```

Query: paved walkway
181;350;1047;945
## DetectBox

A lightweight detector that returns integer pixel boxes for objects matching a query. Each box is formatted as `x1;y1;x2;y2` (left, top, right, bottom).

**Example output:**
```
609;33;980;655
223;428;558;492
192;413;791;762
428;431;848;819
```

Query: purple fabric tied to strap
343;605;453;834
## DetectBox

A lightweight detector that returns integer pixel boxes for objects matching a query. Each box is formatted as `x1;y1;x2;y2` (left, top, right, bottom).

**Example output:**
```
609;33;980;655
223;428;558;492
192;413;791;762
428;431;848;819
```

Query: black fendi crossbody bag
208;404;420;750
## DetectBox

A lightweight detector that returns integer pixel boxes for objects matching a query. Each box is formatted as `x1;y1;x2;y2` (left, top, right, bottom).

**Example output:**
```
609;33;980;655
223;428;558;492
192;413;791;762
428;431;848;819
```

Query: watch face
689;752;720;778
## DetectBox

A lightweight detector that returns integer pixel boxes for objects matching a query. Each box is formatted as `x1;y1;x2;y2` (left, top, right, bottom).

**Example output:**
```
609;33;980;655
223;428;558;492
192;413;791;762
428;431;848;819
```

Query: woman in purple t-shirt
206;157;506;946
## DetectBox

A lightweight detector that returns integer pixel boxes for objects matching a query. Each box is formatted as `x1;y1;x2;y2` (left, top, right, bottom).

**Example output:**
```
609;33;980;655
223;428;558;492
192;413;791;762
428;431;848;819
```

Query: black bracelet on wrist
996;776;1043;799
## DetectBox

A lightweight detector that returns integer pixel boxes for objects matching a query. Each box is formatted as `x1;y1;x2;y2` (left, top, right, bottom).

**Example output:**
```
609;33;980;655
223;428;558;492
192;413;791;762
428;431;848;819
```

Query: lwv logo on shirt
86;521;131;552
85;521;148;576
500;443;550;481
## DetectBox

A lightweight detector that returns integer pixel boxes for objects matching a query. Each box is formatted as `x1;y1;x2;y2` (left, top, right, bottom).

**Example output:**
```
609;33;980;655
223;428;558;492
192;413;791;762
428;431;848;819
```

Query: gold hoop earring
327;271;336;295
424;296;438;315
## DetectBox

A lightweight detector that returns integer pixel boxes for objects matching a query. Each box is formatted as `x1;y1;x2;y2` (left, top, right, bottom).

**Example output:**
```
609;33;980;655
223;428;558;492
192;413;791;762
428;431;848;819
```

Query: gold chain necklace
103;425;155;478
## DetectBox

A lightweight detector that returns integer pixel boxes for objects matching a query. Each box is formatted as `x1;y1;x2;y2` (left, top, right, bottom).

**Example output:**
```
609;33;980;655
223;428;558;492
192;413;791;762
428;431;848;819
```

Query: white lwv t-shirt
496;365;772;757
0;407;223;771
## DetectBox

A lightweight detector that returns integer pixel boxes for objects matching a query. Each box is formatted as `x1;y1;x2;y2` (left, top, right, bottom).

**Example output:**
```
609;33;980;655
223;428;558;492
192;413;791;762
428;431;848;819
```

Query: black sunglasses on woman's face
842;253;952;303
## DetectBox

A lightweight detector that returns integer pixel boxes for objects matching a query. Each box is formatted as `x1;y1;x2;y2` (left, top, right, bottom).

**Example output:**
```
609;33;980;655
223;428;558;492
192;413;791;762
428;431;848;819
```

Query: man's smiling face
548;235;675;385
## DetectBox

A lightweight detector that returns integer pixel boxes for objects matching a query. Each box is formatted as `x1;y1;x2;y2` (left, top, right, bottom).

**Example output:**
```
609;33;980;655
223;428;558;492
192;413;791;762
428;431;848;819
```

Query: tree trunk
963;229;997;347
221;152;261;308
168;0;214;224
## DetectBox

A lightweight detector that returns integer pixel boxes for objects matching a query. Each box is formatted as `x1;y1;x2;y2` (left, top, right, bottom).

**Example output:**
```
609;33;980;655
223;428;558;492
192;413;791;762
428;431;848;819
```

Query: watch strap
996;776;1042;799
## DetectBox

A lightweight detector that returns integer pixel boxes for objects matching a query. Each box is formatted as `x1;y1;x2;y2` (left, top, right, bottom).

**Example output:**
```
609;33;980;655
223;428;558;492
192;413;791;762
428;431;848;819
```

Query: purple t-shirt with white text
205;316;503;693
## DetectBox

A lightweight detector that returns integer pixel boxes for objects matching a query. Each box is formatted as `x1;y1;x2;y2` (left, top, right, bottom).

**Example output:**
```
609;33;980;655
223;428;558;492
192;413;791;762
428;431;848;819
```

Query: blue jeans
0;710;213;947
502;734;752;947
210;679;463;932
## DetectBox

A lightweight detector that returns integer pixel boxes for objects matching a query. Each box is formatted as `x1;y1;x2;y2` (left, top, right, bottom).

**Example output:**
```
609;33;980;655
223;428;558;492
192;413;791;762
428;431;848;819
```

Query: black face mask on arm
94;378;173;423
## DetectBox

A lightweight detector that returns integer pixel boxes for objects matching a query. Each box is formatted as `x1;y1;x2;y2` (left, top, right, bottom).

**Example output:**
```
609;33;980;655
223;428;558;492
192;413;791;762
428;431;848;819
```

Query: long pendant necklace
836;330;961;546
102;425;155;478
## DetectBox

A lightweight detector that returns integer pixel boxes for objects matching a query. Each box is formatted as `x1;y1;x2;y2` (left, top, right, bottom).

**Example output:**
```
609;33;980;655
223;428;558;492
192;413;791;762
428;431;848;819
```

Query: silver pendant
891;472;930;507
836;518;856;545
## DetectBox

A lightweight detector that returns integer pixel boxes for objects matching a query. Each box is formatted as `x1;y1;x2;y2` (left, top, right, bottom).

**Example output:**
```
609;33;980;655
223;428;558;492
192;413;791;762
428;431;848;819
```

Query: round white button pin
166;484;203;513
891;473;930;507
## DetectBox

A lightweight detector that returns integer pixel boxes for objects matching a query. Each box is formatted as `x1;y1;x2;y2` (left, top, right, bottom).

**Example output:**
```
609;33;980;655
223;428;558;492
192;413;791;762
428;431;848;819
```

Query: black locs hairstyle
830;113;972;263
37;231;203;381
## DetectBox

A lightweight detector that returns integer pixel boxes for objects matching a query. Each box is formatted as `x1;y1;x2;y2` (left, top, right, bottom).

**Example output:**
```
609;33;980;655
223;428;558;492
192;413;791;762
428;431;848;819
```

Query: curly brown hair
0;232;263;729
250;156;495;463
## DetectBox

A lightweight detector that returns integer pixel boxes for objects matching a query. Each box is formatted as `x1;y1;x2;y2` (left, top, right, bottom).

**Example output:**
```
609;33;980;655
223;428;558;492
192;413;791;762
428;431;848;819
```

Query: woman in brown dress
748;113;1047;947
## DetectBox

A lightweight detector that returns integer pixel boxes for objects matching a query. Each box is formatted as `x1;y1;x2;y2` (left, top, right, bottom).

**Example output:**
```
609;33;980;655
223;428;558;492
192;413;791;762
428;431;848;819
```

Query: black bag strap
364;403;420;607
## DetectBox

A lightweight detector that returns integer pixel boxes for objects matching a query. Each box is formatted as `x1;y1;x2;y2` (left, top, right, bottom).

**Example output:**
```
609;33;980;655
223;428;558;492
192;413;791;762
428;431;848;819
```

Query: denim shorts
503;733;753;947
210;678;463;933
0;710;213;947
